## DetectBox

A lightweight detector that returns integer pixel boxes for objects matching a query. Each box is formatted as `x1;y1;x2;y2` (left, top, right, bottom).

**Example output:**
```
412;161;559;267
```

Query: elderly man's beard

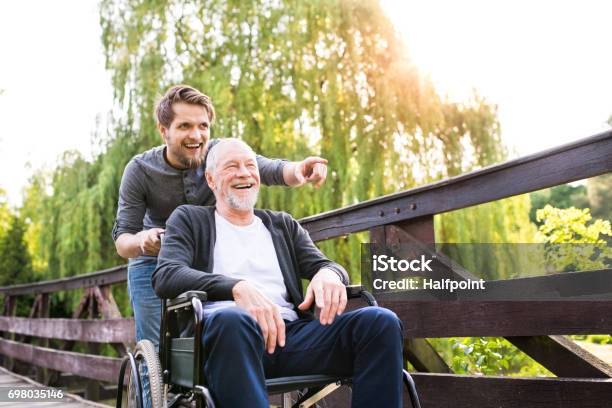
219;185;259;210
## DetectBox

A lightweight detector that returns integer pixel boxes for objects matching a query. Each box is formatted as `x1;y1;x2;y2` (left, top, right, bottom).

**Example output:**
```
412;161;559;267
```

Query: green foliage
535;205;611;273
536;205;611;244
435;194;538;280
0;188;11;243
0;214;36;316
0;214;33;286
530;184;590;225
96;0;508;281
572;334;612;345
9;0;513;292
430;337;552;377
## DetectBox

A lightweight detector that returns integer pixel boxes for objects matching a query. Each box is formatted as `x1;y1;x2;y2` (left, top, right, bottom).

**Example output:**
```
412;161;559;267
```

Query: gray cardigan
152;206;349;318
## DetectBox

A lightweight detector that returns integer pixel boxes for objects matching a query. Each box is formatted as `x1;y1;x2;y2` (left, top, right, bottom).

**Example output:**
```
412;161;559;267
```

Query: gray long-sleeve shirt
112;140;287;243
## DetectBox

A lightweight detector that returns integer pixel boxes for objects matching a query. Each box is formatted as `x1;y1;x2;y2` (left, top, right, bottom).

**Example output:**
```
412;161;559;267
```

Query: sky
380;0;612;155
0;0;611;207
0;1;114;207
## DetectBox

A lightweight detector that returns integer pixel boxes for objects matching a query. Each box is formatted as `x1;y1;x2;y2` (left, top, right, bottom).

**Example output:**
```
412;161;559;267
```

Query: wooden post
93;285;128;356
46;288;91;387
36;293;50;384
1;296;16;370
85;289;100;401
382;216;452;374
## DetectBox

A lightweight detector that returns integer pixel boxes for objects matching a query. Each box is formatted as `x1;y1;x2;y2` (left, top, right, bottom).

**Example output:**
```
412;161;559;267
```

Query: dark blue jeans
202;306;404;408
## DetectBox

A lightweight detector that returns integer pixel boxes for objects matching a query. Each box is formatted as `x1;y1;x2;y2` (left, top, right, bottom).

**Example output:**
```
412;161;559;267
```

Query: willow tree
19;0;534;308
0;188;11;241
97;0;534;279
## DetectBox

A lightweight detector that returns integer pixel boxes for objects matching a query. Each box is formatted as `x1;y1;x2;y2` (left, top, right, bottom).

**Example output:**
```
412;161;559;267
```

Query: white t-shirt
203;211;299;321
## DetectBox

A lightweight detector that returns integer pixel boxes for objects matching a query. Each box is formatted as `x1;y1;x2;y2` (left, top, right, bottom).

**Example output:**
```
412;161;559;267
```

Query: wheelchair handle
346;285;378;307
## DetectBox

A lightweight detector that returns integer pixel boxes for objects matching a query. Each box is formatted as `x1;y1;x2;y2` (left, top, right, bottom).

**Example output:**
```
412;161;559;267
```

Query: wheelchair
116;286;422;408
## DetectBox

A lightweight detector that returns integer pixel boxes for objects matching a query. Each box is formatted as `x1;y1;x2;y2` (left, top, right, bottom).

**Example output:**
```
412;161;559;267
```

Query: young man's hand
137;228;165;256
232;281;286;354
284;157;328;188
115;228;165;258
298;268;347;325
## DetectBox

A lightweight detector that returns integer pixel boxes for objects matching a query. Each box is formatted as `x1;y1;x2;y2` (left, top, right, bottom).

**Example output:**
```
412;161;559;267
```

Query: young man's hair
155;85;216;128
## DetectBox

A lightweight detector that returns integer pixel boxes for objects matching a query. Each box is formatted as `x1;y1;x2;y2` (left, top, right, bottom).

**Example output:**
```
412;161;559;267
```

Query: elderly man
113;85;328;351
152;139;404;407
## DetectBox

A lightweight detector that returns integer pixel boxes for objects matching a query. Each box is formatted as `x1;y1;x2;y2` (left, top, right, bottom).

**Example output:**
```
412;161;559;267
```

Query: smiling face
159;102;210;169
206;140;260;212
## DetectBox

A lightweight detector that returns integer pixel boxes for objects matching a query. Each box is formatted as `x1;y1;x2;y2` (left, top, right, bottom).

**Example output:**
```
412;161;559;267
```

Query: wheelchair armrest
166;290;208;309
346;285;378;307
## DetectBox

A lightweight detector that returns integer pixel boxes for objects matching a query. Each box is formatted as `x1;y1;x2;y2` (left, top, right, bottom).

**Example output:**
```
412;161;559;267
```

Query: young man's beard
168;145;205;169
179;153;205;169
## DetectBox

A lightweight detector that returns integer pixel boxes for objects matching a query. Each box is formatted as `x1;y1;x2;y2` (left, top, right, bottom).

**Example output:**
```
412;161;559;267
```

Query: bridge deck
0;366;109;407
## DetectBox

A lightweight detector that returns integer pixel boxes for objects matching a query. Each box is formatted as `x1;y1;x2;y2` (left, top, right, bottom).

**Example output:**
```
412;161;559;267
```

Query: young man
153;139;404;408
112;85;329;349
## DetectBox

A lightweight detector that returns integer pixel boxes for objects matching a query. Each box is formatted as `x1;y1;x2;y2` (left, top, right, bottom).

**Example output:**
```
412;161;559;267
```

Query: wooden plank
384;300;612;338
0;366;110;407
0;317;135;343
0;265;127;296
381;269;612;301
301;131;612;241
0;338;121;383
408;373;612;408
507;335;612;378
319;374;612;407
404;338;451;373
467;269;612;300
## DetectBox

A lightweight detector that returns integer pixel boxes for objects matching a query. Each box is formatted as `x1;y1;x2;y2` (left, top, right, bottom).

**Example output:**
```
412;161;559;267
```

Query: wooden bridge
0;131;611;407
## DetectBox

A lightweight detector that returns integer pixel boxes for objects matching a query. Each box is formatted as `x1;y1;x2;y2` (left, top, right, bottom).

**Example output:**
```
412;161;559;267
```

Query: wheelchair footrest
266;374;349;395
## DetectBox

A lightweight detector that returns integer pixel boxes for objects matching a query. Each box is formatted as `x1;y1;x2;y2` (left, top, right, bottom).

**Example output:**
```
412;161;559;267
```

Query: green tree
0;188;11;242
535;205;611;273
536;205;611;244
0;214;33;286
15;0;531;317
97;0;513;279
529;184;590;225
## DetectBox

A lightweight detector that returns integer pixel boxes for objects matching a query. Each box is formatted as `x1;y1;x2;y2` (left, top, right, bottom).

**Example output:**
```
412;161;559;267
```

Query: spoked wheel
117;340;164;408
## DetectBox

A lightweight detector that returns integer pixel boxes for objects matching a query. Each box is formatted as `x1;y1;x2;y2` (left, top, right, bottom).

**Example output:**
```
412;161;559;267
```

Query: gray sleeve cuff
256;155;288;186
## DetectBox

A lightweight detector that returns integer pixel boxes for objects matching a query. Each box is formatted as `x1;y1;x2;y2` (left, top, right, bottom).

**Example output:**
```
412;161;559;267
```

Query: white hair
205;138;256;174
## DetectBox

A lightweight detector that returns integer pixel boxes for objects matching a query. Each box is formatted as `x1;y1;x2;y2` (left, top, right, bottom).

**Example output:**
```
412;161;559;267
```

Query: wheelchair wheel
127;340;164;408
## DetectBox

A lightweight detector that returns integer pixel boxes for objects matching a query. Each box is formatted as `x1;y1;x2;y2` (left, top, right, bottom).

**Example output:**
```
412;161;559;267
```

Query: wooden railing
1;130;611;406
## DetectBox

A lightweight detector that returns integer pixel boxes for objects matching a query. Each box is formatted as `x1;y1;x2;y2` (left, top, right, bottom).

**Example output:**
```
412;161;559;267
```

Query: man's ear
157;123;168;143
205;170;215;191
